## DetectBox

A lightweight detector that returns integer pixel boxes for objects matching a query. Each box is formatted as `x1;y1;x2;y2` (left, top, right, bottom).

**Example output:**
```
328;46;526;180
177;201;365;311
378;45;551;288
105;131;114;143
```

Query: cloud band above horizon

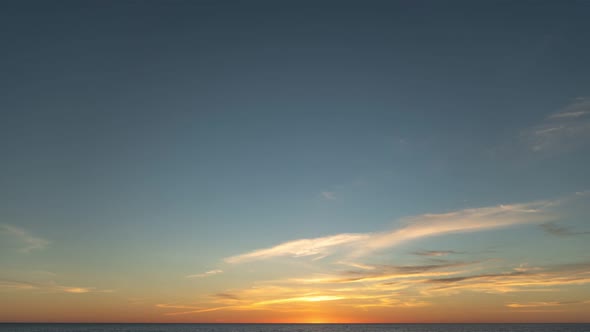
225;199;558;264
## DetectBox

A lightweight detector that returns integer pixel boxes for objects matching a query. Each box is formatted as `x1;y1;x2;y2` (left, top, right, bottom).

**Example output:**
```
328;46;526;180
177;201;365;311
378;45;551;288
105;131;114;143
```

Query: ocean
0;324;588;332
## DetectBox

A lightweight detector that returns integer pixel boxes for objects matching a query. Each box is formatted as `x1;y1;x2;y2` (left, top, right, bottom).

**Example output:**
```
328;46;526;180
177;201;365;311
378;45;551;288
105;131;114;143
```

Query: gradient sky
1;0;590;323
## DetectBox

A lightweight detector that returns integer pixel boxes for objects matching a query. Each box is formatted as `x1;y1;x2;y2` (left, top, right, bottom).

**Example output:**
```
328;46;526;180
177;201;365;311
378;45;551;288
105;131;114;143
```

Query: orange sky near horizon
2;285;590;323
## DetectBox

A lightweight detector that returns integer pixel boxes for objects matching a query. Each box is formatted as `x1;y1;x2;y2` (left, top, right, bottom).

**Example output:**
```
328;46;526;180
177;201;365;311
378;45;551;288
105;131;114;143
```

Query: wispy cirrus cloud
412;250;461;257
506;300;590;308
156;283;431;316
58;286;110;294
0;279;36;291
423;262;590;295
321;191;336;200
186;269;223;278
540;222;590;237
225;233;370;264
290;260;478;285
548;98;590;119
0;224;49;253
214;292;240;301
165;193;589;318
0;278;112;294
157;259;590;316
226;199;555;264
521;97;590;154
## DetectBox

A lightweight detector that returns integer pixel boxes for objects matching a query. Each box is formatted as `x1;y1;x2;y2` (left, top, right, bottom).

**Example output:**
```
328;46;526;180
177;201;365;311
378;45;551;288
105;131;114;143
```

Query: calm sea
0;324;588;332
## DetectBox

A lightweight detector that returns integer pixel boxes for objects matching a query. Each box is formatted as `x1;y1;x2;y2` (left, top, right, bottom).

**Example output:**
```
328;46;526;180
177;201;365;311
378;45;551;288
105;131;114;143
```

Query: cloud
225;199;555;264
0;278;111;294
214;293;240;301
166;193;590;318
423;262;590;295
61;286;111;294
186;269;223;279
412;250;461;257
521;97;590;153
540;222;590;237
0;224;49;253
321;191;336;200
157;282;431;316
157;259;590;317
225;233;370;264
506;301;589;308
291;261;479;284
0;279;36;291
548;98;590;119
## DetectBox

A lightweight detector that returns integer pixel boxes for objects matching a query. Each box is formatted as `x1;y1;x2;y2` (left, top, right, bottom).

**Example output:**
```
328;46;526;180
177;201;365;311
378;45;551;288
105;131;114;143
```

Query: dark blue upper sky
1;1;590;288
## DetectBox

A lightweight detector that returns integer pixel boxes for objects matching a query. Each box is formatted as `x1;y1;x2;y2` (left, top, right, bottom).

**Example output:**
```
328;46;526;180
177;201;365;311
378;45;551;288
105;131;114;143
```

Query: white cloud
522;97;590;153
186;269;223;278
353;201;552;257
225;234;369;264
321;191;336;200
225;199;555;264
548;98;590;119
0;224;50;253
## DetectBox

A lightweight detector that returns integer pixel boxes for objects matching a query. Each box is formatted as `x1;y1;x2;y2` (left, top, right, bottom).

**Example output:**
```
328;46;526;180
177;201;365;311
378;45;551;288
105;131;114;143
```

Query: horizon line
2;322;589;324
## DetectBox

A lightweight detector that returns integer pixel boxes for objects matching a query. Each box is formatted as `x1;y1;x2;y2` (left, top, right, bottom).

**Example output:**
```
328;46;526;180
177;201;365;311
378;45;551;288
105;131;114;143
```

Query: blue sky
1;0;590;323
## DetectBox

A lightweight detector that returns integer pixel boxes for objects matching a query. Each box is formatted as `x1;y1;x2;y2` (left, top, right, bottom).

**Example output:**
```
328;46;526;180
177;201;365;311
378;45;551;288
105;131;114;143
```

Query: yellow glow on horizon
253;295;343;306
62;287;91;294
2;195;590;323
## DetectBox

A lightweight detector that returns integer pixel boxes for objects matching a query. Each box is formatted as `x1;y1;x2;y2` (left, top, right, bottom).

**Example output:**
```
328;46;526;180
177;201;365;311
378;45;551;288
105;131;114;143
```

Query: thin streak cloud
0;224;50;253
540;222;590;237
291;261;477;284
521;97;590;153
186;269;223;279
225;233;370;264
548;98;590;119
156;258;590;317
423;263;590;295
0;278;111;294
412;250;461;257
226;199;555;264
506;301;589;308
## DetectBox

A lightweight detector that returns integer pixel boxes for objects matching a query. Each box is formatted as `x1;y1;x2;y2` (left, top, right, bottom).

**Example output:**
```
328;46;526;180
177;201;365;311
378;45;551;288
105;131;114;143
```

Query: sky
1;0;590;324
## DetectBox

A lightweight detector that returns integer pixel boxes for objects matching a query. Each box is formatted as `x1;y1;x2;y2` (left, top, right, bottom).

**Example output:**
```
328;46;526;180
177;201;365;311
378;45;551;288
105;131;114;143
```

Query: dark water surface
1;324;588;332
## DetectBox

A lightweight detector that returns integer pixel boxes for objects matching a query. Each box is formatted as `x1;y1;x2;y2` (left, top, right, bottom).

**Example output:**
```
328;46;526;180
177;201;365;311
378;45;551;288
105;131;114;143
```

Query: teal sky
1;0;590;323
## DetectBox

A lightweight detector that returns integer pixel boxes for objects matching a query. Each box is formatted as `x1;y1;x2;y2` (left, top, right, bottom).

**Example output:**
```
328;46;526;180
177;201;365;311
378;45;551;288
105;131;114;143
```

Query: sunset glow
1;0;590;324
